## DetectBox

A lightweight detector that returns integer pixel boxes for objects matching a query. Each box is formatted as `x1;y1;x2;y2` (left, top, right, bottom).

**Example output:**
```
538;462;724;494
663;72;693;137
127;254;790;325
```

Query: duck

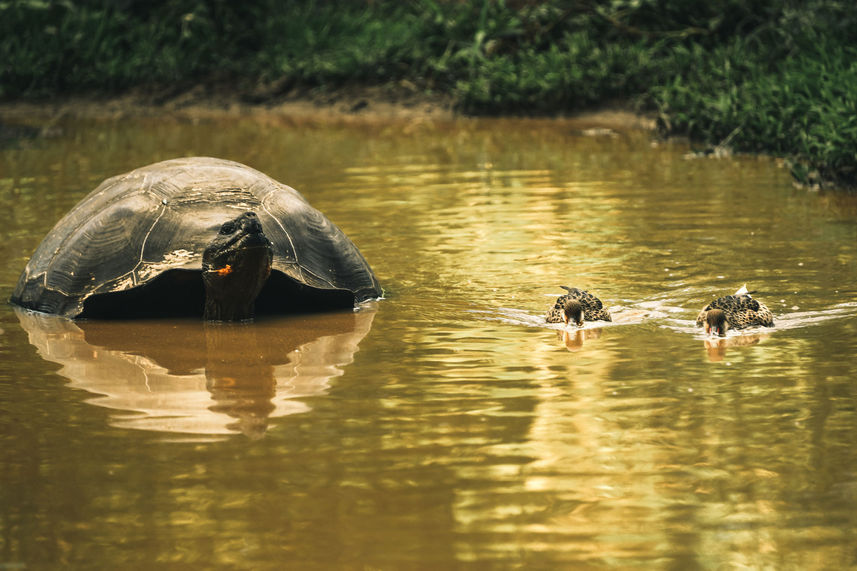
696;285;774;335
545;286;612;326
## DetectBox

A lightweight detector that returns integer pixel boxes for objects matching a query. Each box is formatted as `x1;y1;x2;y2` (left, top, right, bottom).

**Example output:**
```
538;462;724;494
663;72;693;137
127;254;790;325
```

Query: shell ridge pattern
258;184;341;291
39;207;87;298
261;200;316;287
31;194;98;291
87;178;171;295
260;201;341;289
128;196;170;286
36;182;150;298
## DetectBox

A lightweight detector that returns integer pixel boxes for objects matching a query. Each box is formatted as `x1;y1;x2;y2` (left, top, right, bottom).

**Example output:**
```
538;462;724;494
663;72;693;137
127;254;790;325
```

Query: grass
1;0;855;190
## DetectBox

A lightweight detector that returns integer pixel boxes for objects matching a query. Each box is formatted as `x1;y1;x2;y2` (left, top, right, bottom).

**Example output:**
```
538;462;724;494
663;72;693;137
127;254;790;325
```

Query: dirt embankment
0;84;656;132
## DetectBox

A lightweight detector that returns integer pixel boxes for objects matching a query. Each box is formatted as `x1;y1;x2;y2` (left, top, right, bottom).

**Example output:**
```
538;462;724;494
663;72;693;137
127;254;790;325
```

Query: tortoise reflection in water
14;307;376;438
11;157;381;321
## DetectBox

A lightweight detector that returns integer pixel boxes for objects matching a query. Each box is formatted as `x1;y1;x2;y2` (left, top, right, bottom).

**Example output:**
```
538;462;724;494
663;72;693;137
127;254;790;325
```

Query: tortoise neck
204;296;255;322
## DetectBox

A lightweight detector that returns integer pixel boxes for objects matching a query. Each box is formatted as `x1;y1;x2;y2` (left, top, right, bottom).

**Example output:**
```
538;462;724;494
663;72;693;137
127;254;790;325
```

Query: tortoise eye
219;221;236;235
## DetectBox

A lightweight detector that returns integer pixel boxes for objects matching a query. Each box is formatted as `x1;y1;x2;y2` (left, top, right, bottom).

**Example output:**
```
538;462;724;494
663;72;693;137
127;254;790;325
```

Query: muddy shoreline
0;85;656;132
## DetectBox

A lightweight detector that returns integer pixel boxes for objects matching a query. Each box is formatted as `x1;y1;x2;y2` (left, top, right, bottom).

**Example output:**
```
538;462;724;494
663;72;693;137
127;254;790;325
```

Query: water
2;111;857;569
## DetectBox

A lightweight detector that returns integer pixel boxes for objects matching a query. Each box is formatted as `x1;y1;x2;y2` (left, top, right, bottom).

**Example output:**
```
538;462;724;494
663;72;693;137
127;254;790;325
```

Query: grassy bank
2;0;855;190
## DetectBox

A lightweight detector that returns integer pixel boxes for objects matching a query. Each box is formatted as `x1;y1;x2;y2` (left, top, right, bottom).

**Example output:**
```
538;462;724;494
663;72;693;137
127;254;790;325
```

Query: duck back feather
696;289;773;330
546;286;612;323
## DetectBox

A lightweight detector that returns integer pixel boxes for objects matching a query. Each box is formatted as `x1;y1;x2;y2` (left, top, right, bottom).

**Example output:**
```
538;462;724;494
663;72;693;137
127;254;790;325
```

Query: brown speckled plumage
696;288;773;334
545;286;612;324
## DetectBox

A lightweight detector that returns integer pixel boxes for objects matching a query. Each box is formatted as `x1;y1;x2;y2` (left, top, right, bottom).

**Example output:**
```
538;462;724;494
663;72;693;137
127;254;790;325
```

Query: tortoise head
563;299;584;327
704;309;729;336
202;211;273;321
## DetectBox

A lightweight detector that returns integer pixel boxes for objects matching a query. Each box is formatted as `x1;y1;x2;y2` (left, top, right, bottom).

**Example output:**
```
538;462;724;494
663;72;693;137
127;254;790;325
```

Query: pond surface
1;109;857;569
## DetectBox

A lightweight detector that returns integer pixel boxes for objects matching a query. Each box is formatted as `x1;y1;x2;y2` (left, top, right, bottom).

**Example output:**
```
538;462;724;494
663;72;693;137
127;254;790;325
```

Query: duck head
563;299;584;327
704;309;729;336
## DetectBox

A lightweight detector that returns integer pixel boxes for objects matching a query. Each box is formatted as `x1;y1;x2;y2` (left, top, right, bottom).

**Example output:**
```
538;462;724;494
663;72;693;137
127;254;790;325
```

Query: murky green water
2;111;857;569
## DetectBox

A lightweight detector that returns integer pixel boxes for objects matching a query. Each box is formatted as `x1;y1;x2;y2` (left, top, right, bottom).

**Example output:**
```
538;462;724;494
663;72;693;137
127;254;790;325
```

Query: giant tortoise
11;157;382;320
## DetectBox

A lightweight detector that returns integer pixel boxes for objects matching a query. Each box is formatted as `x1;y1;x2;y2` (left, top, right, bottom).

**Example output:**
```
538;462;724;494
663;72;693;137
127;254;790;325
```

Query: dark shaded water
2;111;857;569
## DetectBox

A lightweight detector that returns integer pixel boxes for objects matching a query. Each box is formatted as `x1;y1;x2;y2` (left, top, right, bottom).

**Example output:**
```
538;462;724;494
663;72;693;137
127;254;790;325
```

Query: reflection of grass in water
2;1;855;188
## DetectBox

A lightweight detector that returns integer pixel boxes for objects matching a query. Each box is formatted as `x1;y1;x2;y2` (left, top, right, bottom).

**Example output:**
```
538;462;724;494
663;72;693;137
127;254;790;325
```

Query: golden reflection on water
2;112;857;568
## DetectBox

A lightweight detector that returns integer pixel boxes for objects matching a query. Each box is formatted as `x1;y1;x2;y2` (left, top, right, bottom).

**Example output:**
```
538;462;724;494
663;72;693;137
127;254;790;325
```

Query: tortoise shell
11;157;381;318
